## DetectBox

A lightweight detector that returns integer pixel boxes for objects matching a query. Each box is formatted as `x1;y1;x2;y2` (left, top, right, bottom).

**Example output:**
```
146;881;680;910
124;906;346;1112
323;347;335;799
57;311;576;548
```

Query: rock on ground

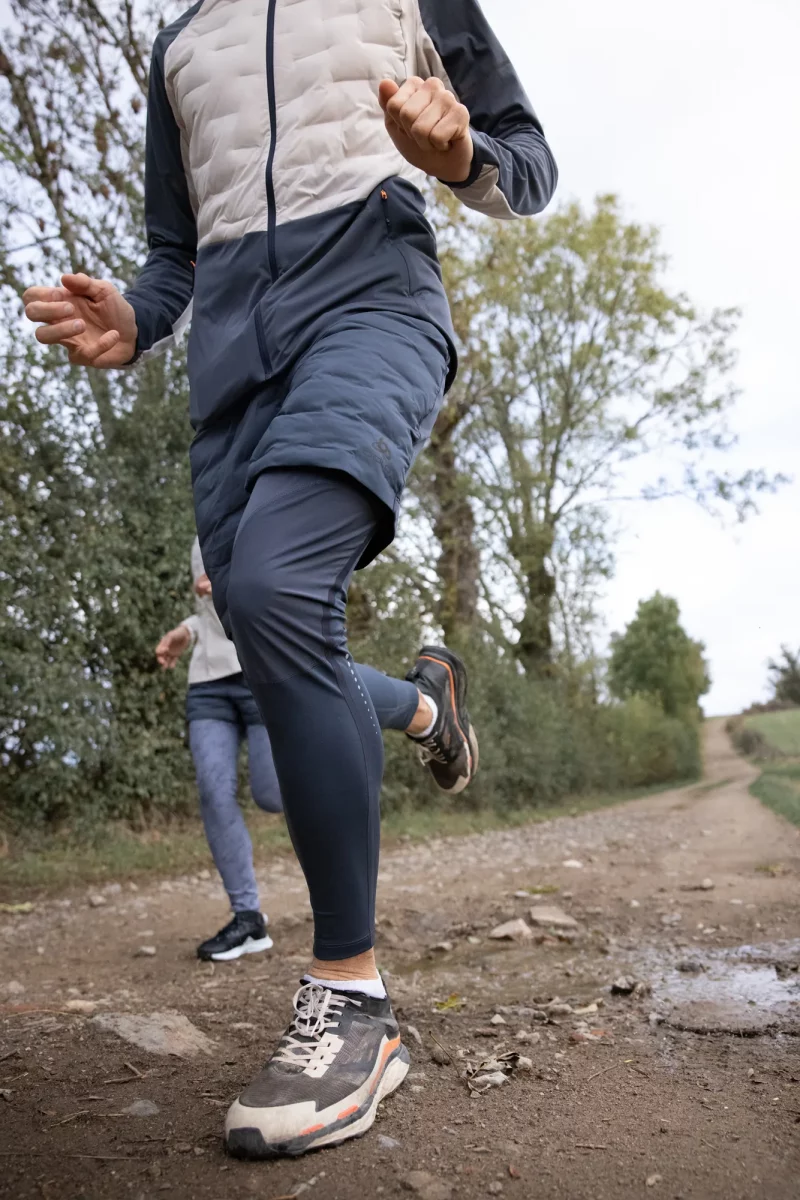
489;918;532;941
91;1011;216;1058
528;904;579;930
401;1171;453;1200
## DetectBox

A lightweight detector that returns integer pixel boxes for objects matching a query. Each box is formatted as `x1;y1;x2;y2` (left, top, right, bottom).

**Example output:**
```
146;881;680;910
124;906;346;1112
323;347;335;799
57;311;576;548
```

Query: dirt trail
1;721;799;1199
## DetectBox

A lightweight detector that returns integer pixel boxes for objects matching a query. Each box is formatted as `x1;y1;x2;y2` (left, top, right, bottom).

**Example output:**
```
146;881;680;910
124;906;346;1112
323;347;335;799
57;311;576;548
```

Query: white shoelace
416;734;448;765
272;984;359;1069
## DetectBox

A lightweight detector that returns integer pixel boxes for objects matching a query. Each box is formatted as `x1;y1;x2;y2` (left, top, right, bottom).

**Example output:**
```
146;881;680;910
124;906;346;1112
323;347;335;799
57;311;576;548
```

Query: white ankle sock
304;973;387;1000
410;694;438;740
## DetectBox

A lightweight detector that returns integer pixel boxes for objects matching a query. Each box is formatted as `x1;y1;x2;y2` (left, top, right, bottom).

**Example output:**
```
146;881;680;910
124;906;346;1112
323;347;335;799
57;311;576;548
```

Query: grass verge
0;779;689;899
750;761;800;829
744;709;800;755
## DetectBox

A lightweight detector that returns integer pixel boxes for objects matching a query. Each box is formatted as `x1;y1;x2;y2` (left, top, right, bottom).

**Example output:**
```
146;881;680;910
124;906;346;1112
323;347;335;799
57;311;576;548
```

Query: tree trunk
428;421;479;649
512;524;556;675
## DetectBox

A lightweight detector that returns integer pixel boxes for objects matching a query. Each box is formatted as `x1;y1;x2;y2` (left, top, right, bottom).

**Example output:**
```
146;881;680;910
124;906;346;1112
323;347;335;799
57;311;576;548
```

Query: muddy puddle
647;940;800;1035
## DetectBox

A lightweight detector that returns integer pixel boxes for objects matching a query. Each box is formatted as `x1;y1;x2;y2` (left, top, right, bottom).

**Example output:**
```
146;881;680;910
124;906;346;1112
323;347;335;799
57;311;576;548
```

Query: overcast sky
482;0;798;714
2;0;796;714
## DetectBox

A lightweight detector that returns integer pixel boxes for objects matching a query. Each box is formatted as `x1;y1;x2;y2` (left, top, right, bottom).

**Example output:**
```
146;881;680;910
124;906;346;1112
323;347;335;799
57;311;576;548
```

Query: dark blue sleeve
416;0;557;218
125;34;196;358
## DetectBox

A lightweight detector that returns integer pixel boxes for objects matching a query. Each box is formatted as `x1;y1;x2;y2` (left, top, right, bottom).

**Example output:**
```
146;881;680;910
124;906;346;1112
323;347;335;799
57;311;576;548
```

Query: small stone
562;859;583;869
136;945;157;957
5;980;25;996
489;918;533;941
88;893;107;908
104;883;122;896
65;998;97;1014
406;1024;423;1046
545;1002;574;1016
467;936;481;945
431;1046;450;1066
122;1099;160;1117
515;1056;533;1071
197;869;211;881
729;899;743;906
529;905;579;930
515;1030;541;1045
700;878;715;890
573;1003;599;1016
630;899;641;908
570;1026;605;1043
159;881;174;893
676;960;705;975
610;977;637;995
432;941;454;953
377;1134;401;1150
660;913;681;926
646;1174;663;1188
401;1170;453;1200
488;1184;504;1196
471;1071;508;1091
490;1013;506;1026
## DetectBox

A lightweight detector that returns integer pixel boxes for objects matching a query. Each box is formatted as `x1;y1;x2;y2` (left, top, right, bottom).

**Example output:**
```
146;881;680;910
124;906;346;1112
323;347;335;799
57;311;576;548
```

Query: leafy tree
767;647;800;707
608;592;710;720
428;195;783;672
0;0;197;828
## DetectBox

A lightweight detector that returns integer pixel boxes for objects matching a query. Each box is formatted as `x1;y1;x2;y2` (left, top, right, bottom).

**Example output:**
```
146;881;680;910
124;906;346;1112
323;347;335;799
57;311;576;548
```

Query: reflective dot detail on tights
347;656;377;732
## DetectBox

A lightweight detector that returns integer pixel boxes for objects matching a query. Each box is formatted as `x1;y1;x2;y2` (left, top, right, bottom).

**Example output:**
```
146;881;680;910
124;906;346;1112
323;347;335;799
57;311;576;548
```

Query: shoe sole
199;934;274;963
225;1042;410;1159
417;646;479;793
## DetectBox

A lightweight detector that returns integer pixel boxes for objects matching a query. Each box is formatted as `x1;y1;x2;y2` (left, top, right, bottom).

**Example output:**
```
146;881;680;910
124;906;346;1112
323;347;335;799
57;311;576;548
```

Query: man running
23;0;556;1159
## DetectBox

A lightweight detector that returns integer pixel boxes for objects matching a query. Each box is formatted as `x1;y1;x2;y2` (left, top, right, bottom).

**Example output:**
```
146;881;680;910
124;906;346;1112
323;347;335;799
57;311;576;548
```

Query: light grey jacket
181;537;241;684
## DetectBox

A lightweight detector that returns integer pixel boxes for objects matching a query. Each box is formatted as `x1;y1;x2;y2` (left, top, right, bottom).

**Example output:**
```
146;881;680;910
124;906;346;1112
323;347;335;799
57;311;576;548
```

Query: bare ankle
310;948;378;982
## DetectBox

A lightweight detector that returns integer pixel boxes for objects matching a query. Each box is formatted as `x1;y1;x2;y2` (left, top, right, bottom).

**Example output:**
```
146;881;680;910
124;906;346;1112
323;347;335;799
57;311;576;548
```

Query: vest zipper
265;0;279;278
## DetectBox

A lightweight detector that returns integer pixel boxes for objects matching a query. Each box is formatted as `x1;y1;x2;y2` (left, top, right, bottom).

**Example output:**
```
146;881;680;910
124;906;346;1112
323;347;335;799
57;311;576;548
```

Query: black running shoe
197;911;273;962
225;983;409;1158
405;646;479;794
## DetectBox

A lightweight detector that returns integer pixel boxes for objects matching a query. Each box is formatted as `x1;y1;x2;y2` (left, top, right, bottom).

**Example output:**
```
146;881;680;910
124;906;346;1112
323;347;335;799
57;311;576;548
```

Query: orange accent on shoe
299;1122;325;1136
369;1035;401;1095
337;1104;359;1120
418;655;472;775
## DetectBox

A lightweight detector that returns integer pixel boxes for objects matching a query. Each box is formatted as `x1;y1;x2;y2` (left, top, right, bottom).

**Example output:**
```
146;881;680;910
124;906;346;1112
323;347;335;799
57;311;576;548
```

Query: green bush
602;694;701;788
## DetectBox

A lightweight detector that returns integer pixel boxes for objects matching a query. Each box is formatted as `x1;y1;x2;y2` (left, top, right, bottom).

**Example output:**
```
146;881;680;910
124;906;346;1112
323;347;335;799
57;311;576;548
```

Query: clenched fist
379;77;473;183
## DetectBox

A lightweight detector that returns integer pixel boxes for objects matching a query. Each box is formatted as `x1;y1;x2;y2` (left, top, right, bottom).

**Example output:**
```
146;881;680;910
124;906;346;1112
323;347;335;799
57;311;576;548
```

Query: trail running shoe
406;645;479;794
225;983;409;1158
196;911;273;962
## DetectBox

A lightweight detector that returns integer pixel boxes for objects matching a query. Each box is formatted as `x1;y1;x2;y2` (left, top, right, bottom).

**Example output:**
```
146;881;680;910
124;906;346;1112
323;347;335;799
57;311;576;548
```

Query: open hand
156;625;192;670
379;77;473;183
23;273;137;367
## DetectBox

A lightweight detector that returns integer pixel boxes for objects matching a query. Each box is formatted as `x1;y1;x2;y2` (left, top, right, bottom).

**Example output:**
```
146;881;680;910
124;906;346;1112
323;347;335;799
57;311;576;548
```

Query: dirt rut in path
1;721;799;1199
